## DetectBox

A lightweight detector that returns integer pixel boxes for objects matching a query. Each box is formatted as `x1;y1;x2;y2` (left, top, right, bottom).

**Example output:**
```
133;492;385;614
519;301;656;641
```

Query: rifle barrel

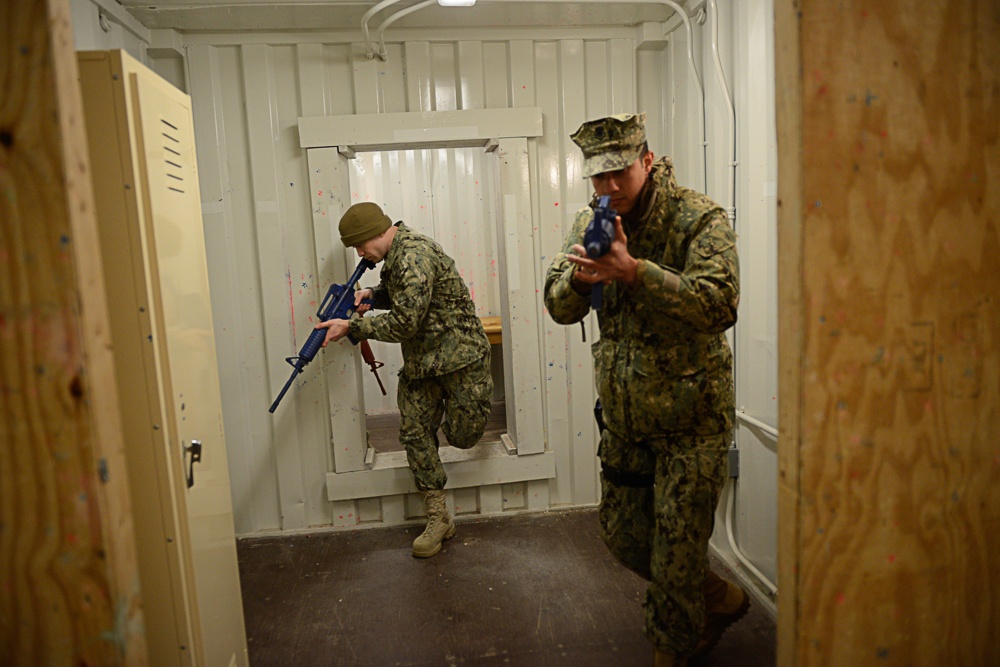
268;366;300;413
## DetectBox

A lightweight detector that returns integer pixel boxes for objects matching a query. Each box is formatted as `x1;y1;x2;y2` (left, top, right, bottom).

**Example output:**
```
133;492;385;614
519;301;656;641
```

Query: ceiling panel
120;0;682;32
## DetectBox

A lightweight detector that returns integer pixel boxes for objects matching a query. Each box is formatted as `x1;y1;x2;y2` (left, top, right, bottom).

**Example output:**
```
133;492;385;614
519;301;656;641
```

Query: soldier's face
589;151;654;215
355;232;389;263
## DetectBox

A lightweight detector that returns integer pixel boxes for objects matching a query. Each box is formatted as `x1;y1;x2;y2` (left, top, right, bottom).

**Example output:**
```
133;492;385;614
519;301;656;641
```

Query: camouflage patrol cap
571;113;647;177
339;202;392;247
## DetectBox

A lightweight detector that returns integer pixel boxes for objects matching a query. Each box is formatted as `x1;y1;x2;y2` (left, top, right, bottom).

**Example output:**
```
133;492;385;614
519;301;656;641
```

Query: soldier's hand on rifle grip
354;288;374;314
567;215;639;287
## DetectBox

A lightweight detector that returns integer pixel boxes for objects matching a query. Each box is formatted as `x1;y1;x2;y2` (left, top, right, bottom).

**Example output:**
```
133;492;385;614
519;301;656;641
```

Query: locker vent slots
162;117;185;193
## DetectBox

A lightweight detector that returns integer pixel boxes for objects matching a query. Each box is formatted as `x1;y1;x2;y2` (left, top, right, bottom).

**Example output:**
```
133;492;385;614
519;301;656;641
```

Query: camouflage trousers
598;429;729;656
397;357;493;491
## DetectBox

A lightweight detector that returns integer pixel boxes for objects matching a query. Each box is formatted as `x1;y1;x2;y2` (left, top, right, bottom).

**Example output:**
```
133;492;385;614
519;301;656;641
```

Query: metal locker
78;49;248;667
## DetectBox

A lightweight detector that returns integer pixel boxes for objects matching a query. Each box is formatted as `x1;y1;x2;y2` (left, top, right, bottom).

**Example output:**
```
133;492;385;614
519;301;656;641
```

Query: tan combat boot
412;489;456;558
692;572;751;658
653;651;687;667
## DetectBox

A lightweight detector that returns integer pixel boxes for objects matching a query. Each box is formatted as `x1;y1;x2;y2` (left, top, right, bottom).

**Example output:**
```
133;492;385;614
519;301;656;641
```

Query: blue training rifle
583;194;617;310
268;258;384;413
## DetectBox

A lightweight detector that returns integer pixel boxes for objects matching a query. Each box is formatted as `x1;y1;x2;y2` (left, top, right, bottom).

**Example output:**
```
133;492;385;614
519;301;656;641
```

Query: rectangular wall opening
346;146;509;461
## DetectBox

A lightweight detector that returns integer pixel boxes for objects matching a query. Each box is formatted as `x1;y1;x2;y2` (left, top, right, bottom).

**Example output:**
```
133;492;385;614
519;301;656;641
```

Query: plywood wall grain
0;0;145;663
777;1;1000;664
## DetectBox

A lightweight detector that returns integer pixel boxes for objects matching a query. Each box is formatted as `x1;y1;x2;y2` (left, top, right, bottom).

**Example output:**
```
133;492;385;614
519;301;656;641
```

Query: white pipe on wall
704;0;779;603
362;0;407;58
736;409;778;440
377;0;437;59
726;483;778;597
708;0;736;222
729;413;779;596
362;0;703;94
362;0;707;187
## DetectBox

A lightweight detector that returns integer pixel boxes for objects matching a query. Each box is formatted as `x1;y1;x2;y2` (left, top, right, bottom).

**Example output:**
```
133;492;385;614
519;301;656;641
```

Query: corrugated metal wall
181;30;651;535
121;11;775;593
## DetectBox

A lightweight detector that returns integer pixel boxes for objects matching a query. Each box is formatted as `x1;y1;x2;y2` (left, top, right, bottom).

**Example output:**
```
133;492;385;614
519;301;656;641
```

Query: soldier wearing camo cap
544;113;748;666
317;202;493;558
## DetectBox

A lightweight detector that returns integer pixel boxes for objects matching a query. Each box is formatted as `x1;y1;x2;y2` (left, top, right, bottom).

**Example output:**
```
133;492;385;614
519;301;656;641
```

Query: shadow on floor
237;508;775;666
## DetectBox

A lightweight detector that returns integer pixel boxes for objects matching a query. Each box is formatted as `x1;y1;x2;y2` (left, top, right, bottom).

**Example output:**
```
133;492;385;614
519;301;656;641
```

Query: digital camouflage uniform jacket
544;159;739;439
349;222;489;380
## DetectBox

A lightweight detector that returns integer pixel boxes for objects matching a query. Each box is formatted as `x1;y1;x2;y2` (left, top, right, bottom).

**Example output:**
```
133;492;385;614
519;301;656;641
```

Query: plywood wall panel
777;0;1000;664
1;2;145;661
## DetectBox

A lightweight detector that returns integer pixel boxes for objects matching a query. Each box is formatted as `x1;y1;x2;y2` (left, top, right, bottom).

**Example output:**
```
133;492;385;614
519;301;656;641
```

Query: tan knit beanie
339;202;392;247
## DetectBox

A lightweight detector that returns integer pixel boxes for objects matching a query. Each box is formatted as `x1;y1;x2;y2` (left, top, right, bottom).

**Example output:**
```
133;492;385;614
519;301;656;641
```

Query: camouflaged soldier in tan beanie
545;113;748;667
316;202;493;559
338;202;392;247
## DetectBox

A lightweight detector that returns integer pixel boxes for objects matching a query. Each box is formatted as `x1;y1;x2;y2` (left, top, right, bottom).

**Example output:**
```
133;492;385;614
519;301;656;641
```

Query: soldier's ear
642;151;654;172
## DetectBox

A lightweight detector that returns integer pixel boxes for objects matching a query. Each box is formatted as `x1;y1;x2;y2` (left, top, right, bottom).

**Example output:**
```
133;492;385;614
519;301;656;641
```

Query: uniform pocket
628;343;733;436
592;340;623;431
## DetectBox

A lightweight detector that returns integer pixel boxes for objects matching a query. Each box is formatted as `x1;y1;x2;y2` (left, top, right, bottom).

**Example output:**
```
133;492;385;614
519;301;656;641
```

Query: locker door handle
184;439;203;488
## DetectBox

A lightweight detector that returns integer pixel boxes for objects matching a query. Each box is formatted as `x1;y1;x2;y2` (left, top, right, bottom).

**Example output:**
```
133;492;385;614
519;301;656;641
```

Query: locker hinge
727;448;739;479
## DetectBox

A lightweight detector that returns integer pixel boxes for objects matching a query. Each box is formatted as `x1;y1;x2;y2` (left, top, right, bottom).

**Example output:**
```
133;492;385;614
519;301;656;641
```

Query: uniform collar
382;221;406;270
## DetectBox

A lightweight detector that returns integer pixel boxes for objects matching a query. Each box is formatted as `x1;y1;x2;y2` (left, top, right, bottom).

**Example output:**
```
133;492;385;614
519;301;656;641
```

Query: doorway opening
346;146;508;459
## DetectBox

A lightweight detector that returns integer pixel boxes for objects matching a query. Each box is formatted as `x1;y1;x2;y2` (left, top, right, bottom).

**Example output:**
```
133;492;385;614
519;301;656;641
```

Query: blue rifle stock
269;258;380;413
583;195;617;310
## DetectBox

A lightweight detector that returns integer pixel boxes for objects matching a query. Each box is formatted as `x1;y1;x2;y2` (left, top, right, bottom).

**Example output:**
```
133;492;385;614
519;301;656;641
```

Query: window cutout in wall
346;146;509;460
304;108;551;498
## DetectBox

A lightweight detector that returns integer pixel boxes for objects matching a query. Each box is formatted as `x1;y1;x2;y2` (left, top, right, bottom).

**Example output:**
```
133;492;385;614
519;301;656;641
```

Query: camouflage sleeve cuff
634;258;682;295
348;317;369;340
545;265;591;324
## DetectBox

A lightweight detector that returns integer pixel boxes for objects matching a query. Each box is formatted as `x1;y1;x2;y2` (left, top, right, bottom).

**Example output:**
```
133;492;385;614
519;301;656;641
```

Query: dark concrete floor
237;508;775;666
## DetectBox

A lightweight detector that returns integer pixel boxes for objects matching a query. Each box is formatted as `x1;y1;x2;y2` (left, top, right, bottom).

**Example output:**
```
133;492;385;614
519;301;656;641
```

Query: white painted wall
71;0;778;609
69;0;147;58
706;0;780;603
70;0;190;91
